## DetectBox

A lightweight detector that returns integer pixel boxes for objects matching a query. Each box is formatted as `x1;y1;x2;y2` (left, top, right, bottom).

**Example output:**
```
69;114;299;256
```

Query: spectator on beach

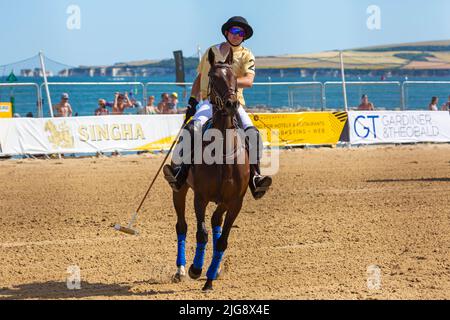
53;93;73;117
428;97;439;111
157;93;170;114
135;101;146;114
167;92;179;114
130;95;142;109
95;99;109;116
441;95;450;111
357;94;375;111
144;95;159;114
112;92;133;115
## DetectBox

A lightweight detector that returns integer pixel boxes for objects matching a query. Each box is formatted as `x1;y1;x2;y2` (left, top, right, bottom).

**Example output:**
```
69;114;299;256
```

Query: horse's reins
207;63;246;202
209;64;290;146
209;64;245;157
208;64;237;111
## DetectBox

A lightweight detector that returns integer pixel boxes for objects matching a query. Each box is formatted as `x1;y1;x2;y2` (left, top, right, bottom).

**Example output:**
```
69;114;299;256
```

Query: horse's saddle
202;114;244;136
200;115;248;160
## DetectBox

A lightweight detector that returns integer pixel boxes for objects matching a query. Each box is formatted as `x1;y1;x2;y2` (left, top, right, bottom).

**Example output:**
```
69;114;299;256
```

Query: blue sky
1;0;449;66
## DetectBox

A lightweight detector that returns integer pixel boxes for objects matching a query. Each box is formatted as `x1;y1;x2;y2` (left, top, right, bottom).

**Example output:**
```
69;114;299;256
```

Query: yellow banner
135;135;178;151
250;112;348;146
0;102;12;118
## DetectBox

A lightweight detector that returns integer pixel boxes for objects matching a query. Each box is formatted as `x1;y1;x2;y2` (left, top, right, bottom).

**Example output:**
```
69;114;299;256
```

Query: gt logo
354;115;380;139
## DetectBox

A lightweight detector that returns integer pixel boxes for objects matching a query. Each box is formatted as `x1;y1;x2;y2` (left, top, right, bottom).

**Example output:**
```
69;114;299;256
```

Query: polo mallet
114;118;191;235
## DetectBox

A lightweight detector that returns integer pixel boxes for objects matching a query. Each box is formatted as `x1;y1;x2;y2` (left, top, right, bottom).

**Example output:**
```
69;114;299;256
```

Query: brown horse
171;48;250;291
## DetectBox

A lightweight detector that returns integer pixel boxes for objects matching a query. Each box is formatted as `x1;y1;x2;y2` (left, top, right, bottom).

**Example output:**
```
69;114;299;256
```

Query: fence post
401;82;406;110
141;83;147;106
35;84;43;118
39;51;54;118
339;51;348;112
321;83;325;111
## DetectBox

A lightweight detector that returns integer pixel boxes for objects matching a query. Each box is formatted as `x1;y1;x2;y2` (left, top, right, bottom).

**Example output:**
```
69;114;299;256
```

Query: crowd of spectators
12;92;450;117
46;91;181;117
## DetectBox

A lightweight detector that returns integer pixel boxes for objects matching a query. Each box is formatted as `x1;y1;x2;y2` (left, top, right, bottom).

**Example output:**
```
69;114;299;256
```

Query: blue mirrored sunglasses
228;27;246;37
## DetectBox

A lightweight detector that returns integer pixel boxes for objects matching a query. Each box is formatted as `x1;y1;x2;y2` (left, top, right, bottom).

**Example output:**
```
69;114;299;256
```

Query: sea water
1;74;449;117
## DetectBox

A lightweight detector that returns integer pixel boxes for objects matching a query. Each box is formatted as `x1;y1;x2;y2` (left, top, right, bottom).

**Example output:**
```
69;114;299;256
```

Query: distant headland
19;40;450;78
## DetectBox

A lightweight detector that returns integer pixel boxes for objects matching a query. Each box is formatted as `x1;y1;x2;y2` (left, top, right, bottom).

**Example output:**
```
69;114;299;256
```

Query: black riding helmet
221;16;253;41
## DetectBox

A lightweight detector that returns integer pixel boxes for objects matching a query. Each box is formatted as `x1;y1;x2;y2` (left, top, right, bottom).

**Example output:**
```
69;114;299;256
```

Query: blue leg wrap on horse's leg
206;251;224;280
176;234;186;267
193;242;207;270
212;226;222;250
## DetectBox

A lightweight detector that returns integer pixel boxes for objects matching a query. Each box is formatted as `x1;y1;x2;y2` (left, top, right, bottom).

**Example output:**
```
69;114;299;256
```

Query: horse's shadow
0;280;176;300
367;177;450;183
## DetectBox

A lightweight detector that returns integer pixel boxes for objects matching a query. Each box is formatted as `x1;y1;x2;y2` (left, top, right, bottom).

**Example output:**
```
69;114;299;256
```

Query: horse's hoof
172;273;186;283
202;280;213;291
188;264;202;280
172;266;186;283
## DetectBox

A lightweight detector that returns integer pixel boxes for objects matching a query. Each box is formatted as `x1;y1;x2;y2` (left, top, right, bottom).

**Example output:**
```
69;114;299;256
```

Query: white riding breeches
192;100;254;129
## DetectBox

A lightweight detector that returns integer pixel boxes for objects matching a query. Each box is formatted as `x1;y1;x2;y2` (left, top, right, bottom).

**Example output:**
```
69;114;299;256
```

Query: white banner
0;115;184;155
349;111;450;144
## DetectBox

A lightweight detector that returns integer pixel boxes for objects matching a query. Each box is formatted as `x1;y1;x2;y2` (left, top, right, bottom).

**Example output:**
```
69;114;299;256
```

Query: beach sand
0;144;449;299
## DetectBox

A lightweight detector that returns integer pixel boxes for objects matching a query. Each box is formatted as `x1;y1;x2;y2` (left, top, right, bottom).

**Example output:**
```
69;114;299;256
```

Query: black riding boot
163;121;195;192
163;162;190;192
245;126;272;200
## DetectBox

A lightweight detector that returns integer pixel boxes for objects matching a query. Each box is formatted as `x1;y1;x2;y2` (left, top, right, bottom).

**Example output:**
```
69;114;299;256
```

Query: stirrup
163;165;181;192
253;175;272;192
250;175;272;200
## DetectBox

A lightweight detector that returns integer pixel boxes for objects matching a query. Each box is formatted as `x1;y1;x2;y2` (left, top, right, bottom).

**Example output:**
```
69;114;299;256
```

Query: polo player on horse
163;16;272;200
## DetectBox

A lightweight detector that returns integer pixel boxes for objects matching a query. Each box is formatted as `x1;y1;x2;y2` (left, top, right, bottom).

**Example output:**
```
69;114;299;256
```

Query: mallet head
114;224;139;235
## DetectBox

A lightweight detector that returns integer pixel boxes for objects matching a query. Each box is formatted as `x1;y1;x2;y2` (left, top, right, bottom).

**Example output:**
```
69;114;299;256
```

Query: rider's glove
184;96;198;123
188;96;198;109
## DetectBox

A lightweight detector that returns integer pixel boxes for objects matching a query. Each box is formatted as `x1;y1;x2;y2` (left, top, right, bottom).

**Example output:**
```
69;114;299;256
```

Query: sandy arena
0;144;449;300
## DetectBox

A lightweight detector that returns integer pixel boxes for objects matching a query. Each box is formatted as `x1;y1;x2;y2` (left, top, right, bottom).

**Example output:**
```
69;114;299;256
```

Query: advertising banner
349;111;450;144
0;115;184;155
0;102;13;118
250;112;348;146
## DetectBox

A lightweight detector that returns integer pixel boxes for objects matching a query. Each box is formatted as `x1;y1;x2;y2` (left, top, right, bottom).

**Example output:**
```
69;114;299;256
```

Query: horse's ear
208;48;215;67
225;48;233;65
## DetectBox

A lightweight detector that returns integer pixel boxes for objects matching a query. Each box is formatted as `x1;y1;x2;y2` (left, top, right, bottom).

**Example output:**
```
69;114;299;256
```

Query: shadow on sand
0;280;176;300
367;177;450;183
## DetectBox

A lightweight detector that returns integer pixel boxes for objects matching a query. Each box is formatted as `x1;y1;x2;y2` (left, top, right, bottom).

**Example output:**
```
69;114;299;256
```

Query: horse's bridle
208;63;238;112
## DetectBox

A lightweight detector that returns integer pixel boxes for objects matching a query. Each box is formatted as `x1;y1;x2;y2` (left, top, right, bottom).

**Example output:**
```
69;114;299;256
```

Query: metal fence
40;82;145;117
256;82;324;110
324;81;403;110
0;83;42;117
402;81;450;111
145;82;192;107
144;81;325;110
0;80;449;117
